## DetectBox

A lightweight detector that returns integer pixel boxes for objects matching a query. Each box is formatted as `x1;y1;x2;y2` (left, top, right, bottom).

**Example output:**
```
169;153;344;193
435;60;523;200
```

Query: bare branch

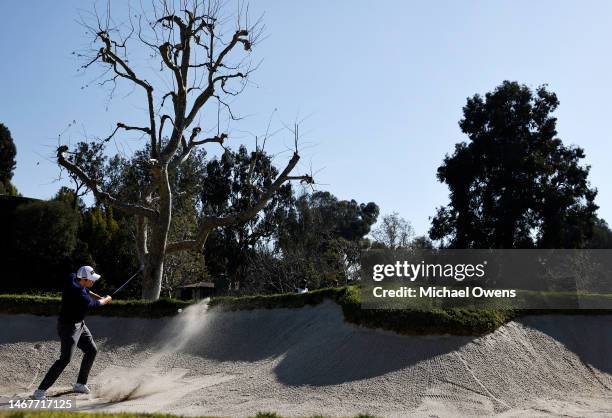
184;28;251;127
117;122;152;135
57;145;158;219
100;124;121;143
213;94;243;121
161;91;176;107
191;132;227;146
156;14;187;31
158;114;176;143
171;130;226;167
184;150;312;252
97;31;150;90
92;30;159;157
286;175;315;184
159;41;184;87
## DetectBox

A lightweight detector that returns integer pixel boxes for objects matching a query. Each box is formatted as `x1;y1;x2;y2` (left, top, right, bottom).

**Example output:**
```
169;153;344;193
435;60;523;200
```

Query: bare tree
371;212;415;249
57;0;313;299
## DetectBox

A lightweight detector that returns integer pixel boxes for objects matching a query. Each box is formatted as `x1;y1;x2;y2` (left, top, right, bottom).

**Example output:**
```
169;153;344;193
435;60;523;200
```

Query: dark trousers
38;320;98;391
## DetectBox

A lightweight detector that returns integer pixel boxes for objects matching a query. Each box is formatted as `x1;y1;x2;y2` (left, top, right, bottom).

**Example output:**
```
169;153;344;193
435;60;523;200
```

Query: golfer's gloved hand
100;296;113;305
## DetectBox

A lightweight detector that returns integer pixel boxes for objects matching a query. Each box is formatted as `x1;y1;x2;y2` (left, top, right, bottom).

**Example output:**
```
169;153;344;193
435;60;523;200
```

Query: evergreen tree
430;81;598;249
0;123;18;195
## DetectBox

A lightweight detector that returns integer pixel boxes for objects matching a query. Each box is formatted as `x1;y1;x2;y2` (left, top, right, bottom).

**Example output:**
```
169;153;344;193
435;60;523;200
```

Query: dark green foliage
202;146;295;288
2;139;378;298
2;287;610;336
227;190;379;295
53;187;86;211
411;235;434;249
586;218;612;248
269;191;379;290
210;286;611;335
430;81;598;249
0;196;35;290
1;287;509;335
77;207;140;296
0;143;378;297
0;179;19;196
64;141;106;209
338;286;513;336
278;192;379;249
105;149;154;204
105;146;209;295
0;123;18;196
0;195;34;220
211;286;514;336
209;286;347;310
198;148;379;295
11;200;79;290
0;123;16;185
0;294;190;317
0;196;138;295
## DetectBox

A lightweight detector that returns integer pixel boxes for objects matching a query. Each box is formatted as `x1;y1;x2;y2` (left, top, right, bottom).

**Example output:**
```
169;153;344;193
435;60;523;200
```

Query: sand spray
93;300;211;401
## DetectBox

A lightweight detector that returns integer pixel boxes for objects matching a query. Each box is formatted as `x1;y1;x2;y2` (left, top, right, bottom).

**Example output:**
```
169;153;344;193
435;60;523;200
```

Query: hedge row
337;286;514;336
0;294;190;318
208;286;347;310
2;288;610;336
210;286;514;335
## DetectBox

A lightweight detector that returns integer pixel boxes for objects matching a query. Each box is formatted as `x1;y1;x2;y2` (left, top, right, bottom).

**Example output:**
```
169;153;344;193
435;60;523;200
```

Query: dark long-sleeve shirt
58;273;100;323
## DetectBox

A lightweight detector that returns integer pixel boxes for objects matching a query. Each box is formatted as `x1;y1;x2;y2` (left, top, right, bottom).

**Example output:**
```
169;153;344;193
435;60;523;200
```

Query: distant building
173;281;215;300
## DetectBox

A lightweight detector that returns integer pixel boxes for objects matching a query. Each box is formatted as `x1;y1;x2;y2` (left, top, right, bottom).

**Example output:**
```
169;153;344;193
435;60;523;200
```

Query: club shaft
111;269;142;296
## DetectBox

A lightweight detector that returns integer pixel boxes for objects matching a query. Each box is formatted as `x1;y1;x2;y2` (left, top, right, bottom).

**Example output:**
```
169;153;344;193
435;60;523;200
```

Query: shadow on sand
3;302;611;388
518;314;612;375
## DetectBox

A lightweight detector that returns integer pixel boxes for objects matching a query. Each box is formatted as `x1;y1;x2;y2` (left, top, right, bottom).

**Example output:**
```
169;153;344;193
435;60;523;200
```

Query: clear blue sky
2;1;611;236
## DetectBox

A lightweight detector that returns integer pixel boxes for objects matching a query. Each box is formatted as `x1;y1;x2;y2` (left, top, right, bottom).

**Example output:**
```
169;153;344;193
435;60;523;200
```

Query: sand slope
0;301;611;417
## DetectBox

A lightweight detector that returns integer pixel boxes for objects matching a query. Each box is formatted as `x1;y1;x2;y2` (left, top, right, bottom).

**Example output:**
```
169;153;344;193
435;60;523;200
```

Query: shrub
0;295;190;318
10;200;79;291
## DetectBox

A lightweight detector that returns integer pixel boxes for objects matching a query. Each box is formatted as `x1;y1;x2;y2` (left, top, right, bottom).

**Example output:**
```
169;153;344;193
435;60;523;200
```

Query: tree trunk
142;254;164;300
141;167;172;300
55;9;312;303
141;223;169;300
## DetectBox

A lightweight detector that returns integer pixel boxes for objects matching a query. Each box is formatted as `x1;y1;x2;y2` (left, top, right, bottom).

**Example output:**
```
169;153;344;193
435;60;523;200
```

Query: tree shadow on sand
171;301;475;385
518;314;612;375
4;304;611;388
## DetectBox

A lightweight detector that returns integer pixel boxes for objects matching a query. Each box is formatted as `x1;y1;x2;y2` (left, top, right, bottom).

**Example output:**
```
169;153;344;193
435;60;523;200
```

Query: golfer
33;266;112;400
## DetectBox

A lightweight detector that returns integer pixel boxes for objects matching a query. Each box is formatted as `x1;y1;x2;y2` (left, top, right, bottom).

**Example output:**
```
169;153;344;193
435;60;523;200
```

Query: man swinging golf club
33;266;112;400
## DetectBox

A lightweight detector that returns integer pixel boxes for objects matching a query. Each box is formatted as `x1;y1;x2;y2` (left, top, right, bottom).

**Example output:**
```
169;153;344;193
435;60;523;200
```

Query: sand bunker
92;302;211;402
95;365;190;402
0;301;610;417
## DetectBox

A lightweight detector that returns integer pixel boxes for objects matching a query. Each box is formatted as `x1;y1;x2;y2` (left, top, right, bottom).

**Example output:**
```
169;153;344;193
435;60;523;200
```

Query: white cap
77;266;101;282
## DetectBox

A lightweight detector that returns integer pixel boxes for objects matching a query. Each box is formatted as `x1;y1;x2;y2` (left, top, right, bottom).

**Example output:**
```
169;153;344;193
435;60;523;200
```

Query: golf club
110;267;143;296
